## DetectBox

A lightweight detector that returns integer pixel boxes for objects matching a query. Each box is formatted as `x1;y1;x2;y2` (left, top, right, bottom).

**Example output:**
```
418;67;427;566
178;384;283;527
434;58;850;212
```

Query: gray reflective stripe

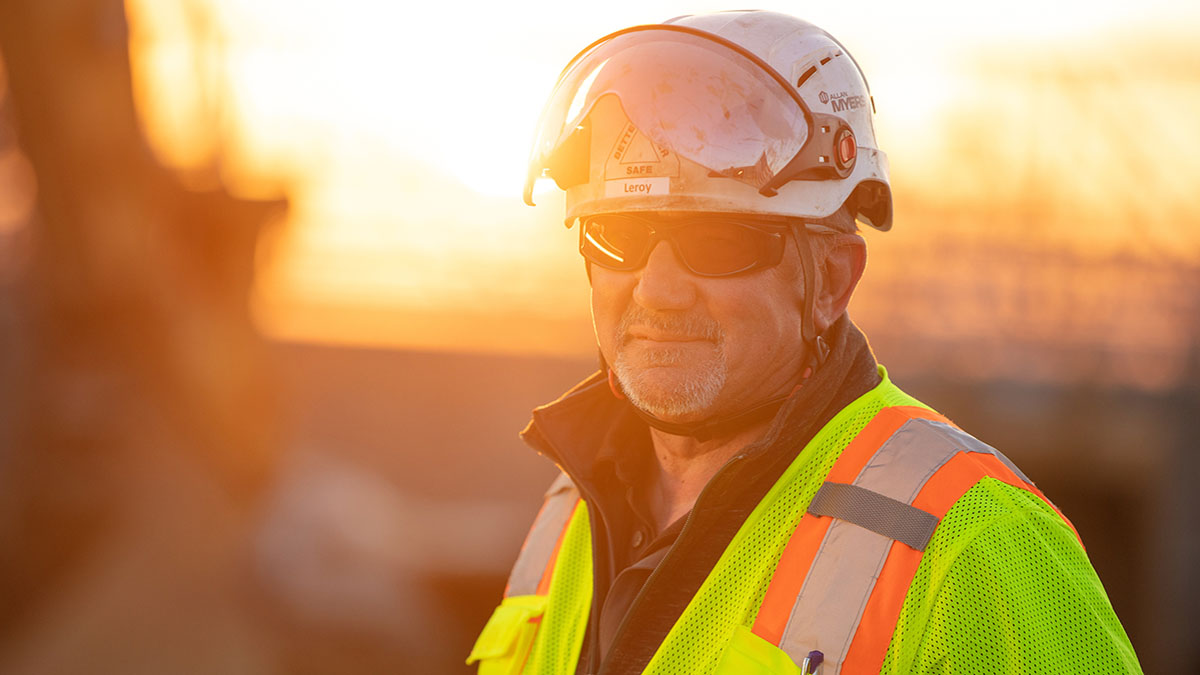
853;419;962;501
777;416;973;673
808;482;938;551
853;417;1030;498
926;419;1034;486
505;473;579;597
778;515;895;673
545;471;576;498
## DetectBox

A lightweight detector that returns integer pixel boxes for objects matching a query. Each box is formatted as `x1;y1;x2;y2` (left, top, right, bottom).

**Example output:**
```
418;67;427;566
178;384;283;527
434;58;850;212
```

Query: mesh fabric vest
469;369;1141;674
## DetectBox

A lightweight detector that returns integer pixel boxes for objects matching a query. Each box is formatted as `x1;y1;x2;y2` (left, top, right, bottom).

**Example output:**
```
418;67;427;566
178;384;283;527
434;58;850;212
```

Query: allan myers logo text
819;90;867;112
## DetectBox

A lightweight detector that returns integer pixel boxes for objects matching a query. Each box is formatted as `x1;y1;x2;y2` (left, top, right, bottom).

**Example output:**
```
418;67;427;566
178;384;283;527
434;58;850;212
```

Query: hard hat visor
524;26;815;205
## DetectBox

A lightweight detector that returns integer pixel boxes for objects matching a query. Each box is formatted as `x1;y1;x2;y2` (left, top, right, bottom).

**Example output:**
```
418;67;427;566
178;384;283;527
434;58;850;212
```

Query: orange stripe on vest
752;406;948;645
840;446;1071;672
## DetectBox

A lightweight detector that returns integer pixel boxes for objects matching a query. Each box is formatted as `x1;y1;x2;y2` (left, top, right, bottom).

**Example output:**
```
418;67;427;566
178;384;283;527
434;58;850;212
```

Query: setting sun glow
124;0;1200;383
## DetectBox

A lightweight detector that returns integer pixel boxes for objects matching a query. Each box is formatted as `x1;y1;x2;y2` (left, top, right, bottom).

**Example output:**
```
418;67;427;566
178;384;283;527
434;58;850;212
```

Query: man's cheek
591;311;620;364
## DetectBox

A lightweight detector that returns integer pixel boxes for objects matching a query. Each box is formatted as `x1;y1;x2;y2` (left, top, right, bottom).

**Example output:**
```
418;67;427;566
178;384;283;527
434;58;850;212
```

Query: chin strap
793;222;830;373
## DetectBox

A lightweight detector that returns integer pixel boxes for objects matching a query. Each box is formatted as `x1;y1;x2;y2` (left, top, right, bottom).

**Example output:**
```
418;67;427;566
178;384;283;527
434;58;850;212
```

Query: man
469;10;1141;674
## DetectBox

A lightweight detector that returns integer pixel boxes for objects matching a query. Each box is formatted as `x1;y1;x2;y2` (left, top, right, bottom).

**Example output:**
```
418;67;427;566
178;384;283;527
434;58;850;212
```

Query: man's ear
813;235;867;333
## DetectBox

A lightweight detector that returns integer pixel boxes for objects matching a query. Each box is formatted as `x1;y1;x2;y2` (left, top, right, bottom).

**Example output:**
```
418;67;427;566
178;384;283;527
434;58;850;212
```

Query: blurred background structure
0;0;1196;673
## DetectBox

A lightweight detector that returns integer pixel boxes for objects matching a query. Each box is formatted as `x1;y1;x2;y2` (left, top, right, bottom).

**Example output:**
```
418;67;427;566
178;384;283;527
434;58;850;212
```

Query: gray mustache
617;307;723;343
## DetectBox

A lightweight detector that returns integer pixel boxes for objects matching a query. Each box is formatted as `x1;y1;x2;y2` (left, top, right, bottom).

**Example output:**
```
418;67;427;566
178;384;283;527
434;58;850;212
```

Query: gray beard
610;307;727;419
613;346;727;419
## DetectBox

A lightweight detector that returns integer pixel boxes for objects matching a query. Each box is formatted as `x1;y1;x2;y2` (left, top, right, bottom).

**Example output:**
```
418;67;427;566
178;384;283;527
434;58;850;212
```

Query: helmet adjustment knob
836;128;857;170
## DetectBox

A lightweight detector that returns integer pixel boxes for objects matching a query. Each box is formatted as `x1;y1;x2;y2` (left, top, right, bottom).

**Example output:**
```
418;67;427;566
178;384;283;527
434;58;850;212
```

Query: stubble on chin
610;306;727;420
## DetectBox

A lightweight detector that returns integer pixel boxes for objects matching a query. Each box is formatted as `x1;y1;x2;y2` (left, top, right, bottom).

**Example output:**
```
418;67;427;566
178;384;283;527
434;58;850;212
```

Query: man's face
591;216;812;423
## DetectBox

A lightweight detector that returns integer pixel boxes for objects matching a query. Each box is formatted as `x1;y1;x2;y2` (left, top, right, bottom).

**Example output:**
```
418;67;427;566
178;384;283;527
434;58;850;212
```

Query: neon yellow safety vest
468;369;1141;674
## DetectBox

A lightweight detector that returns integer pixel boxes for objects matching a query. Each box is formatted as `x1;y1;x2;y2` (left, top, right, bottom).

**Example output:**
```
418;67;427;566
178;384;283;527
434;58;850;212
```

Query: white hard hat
524;10;892;231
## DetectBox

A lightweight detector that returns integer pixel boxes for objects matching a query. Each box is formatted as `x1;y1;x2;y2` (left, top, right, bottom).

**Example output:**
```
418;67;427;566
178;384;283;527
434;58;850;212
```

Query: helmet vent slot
800;52;843;88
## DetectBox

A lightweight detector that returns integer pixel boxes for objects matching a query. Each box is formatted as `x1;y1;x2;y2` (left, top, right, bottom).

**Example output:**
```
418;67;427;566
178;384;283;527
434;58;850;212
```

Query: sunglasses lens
674;221;771;275
581;216;651;270
580;215;783;275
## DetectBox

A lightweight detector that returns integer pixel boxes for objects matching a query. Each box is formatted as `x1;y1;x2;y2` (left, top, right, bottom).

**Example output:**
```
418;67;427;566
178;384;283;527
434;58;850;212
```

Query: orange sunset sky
122;0;1200;366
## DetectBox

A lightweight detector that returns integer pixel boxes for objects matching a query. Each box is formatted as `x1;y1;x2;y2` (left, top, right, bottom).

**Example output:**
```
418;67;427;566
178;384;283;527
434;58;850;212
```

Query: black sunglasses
579;213;791;277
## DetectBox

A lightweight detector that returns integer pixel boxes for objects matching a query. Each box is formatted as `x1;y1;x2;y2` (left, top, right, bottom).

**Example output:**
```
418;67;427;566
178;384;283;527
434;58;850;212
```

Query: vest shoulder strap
505;472;579;597
756;408;1061;675
472;476;590;675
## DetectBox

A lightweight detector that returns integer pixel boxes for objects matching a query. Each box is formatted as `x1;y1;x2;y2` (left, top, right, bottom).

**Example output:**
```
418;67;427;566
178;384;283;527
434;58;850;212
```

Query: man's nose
633;240;696;310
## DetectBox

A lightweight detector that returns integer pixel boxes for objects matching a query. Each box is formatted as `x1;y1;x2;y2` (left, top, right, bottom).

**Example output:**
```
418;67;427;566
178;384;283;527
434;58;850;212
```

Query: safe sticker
604;122;679;181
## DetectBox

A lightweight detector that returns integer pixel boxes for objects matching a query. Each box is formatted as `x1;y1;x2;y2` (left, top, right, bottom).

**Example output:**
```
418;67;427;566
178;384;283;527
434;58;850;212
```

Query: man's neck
645;421;770;533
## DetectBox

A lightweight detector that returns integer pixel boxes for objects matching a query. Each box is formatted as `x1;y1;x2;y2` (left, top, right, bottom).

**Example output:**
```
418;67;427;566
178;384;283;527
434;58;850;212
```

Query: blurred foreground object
0;0;284;671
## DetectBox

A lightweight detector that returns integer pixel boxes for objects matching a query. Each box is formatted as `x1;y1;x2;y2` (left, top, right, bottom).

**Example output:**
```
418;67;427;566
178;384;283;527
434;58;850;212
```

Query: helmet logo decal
821;90;868;113
604;122;680;179
603;121;678;197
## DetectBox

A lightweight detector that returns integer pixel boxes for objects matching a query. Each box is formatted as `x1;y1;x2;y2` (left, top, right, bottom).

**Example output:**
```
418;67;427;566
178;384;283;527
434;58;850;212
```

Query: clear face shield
523;25;858;207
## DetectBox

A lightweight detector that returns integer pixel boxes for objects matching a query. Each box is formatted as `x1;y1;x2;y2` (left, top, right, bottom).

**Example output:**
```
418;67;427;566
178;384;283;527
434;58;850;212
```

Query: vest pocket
466;594;548;675
713;625;805;674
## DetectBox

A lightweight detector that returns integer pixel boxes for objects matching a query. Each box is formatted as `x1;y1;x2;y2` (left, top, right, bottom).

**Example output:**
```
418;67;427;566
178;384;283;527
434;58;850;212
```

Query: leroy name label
605;177;670;197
